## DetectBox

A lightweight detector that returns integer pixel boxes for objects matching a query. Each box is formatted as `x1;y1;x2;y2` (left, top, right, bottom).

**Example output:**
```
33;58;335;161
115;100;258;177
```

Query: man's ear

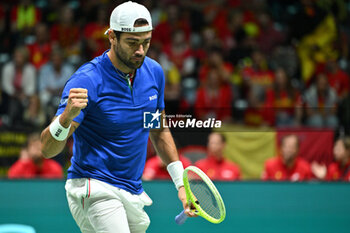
108;30;117;45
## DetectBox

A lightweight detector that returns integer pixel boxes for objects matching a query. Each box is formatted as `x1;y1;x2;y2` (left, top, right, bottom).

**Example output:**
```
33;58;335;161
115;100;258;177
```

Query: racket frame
183;166;226;224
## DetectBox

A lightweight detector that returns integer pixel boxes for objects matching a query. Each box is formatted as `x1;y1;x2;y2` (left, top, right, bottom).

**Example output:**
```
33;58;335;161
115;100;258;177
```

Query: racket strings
188;174;220;218
187;171;221;219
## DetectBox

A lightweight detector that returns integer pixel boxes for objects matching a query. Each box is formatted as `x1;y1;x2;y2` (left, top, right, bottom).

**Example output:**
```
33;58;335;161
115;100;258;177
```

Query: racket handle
175;210;188;225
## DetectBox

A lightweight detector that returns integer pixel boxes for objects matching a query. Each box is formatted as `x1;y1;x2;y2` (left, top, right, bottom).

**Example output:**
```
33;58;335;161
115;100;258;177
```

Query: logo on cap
121;27;131;32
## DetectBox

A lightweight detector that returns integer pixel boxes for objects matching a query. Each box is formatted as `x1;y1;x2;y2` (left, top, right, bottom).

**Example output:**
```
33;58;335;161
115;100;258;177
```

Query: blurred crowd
0;0;350;133
1;0;350;179
7;130;350;181
143;132;350;182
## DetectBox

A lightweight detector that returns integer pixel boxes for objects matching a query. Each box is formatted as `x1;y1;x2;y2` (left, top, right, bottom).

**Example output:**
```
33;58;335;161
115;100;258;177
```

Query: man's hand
311;161;327;179
61;88;88;127
19;149;30;161
178;186;197;217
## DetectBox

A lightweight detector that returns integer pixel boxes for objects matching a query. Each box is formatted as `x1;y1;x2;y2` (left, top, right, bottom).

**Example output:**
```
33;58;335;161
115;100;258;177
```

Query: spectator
198;27;223;58
226;9;245;48
242;50;274;91
338;93;350;135
256;12;285;54
27;23;52;70
159;29;196;114
243;85;270;126
228;9;257;65
194;68;233;122
83;6;109;59
239;50;274;126
143;155;192;180
163;29;195;78
23;95;47;128
207;4;237;51
304;73;338;128
163;65;182;115
50;5;80;62
149;46;184;115
8;133;63;179
152;4;191;50
10;0;41;36
1;46;36;125
324;59;350;100
195;132;241;181
38;47;74;117
40;0;62;26
264;67;302;127
311;137;350;181
198;47;233;83
262;134;312;181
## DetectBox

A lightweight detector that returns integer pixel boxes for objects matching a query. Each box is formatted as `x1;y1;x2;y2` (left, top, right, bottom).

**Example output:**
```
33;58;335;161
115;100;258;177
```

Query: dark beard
115;44;145;70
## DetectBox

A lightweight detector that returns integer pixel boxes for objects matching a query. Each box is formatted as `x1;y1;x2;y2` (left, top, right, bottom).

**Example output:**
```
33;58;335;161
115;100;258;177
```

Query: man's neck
32;157;44;169
54;66;61;74
208;153;224;163
107;49;134;74
284;158;296;169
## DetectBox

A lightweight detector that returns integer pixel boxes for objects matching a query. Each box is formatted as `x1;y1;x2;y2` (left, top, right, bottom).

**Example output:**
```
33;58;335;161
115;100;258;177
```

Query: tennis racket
175;166;226;224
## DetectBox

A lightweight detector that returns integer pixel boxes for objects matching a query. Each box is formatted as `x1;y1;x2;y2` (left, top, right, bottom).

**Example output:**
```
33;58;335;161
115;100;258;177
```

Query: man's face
14;50;25;67
316;74;328;92
28;139;42;163
281;136;299;165
207;133;225;159
114;31;152;70
334;140;346;162
52;53;63;69
35;24;48;43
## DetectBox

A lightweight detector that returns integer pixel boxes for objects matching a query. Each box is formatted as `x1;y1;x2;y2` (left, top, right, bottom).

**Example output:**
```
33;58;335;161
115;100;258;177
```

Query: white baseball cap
104;1;153;35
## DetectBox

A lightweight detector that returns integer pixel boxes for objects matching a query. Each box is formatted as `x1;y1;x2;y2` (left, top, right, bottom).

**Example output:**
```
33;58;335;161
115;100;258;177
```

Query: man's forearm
41;88;87;158
41;115;77;158
149;128;179;165
150;127;185;190
40;126;68;158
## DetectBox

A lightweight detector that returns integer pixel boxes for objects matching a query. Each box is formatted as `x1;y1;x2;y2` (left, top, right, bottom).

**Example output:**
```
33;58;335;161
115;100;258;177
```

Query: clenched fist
61;88;88;124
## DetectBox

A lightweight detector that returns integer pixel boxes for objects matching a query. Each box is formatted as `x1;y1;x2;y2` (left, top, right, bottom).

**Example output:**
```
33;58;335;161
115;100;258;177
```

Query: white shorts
65;178;152;233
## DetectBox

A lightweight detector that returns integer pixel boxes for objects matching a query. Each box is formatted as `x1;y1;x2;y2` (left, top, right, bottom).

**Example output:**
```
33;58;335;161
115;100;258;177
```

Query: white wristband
167;161;184;190
49;115;71;141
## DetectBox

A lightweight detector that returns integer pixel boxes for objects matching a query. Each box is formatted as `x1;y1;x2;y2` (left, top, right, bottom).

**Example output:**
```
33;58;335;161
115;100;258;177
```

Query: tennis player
40;2;194;232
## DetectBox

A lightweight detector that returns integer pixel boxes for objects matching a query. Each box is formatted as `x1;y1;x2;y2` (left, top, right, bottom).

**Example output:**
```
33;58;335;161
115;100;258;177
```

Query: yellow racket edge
183;166;226;224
